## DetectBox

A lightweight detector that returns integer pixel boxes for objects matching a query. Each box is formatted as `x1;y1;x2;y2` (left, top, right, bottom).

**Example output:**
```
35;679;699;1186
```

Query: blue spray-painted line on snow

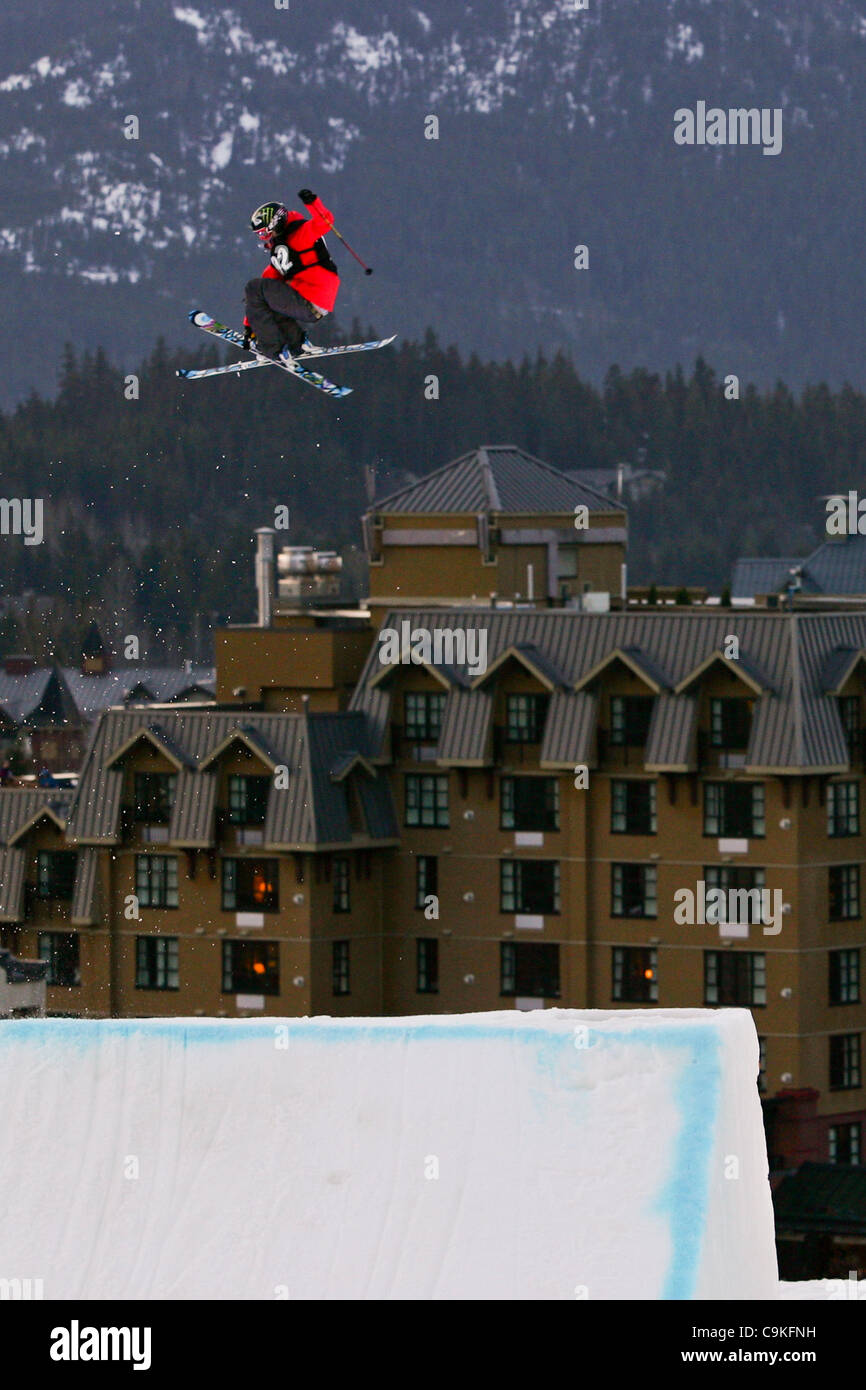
0;1015;724;1297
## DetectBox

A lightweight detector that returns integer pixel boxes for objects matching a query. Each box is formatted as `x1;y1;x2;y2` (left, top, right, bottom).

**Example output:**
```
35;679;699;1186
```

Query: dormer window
36;850;77;901
609;695;653;747
133;772;176;824
227;774;270;826
505;693;549;744
839;696;861;753
404;692;446;742
710;697;753;751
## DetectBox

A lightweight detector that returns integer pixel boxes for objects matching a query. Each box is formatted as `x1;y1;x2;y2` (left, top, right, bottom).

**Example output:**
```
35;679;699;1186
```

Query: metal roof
0;849;24;921
71;848;99;926
730;558;807;599
733;537;866;600
66;707;397;850
352;608;866;773
371;446;621;517
60;667;216;722
0;788;75;845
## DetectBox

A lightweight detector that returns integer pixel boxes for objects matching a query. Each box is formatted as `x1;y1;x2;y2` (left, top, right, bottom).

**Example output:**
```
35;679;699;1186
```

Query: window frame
135;935;179;991
612;945;658;1003
500;859;561;915
404;774;450;829
221;939;280;996
404;691;447;743
36;849;77;901
135;854;179;910
132;771;177;825
610;779;657;835
332;940;350;996
499;941;561;998
703;781;765;838
504;693;550;744
415;855;438;910
829;948;861;1006
611;862;658;919
37;931;80;987
416;937;439;994
221;857;280;913
828;781;860;838
500;776;560;832
332;857;351;913
704;950;767;1007
227;774;270;826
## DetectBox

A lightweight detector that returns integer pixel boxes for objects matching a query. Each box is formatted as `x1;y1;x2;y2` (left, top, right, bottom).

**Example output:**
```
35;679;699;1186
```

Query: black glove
243;325;254;351
298;188;316;206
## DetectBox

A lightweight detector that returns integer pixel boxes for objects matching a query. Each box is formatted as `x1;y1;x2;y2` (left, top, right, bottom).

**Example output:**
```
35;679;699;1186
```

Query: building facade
2;444;865;1175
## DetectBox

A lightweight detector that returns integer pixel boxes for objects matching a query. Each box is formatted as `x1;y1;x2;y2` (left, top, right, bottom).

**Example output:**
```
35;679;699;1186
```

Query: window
610;695;654;747
135;855;179;909
611;863;657;918
505;693;549;743
221;858;279;912
135;936;179;990
38;932;80;987
704;782;765;838
829;865;860;920
611;781;657;835
829;1033;861;1090
332;941;350;996
405;774;449;828
829;949;860;1006
839;696;861;754
404;692;446;742
333;857;350;913
829;1122;862;1165
500;942;560;998
758;1037;767;1094
704;951;766;1007
36;850;77;900
416;938;439;993
612;946;658;1003
415;855;438;909
133;772;176;824
710;697;753;750
704;865;767;924
227;774;270;825
221;940;279;995
500;860;560;914
828;782;859;838
501;777;559;832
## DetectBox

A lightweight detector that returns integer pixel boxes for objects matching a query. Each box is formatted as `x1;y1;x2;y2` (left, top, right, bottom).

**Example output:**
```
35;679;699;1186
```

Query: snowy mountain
1;0;865;400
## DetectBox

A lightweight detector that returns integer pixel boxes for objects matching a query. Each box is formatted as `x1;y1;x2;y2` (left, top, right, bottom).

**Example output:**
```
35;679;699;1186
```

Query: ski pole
331;225;373;275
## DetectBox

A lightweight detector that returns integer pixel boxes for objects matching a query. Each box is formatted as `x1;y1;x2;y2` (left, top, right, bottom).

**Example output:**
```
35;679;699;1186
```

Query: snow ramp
0;1009;778;1299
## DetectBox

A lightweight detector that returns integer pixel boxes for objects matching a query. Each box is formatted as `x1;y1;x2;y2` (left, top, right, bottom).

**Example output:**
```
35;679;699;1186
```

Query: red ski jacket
262;197;340;312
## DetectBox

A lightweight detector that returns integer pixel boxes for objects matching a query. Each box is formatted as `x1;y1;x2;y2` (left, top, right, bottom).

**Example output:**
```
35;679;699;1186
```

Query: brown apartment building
1;444;864;1172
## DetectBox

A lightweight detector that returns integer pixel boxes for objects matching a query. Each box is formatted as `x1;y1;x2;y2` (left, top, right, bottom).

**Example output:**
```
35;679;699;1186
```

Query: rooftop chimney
254;528;277;628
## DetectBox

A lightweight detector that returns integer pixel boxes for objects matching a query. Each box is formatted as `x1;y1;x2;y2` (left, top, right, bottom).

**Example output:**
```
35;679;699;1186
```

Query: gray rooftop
66;707;398;849
732;537;866;600
371;445;622;517
351;607;866;773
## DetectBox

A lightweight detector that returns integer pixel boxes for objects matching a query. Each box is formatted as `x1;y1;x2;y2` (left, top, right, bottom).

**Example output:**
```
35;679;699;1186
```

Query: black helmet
249;201;289;245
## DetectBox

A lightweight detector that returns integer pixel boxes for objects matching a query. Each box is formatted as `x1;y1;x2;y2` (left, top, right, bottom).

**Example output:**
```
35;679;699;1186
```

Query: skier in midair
244;190;341;360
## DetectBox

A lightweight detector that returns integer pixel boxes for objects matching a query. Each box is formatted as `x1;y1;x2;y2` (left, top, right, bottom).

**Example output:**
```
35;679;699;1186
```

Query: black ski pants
244;277;322;357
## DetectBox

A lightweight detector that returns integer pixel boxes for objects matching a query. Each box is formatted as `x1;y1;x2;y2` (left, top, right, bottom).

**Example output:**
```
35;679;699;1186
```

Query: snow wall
0;1009;778;1299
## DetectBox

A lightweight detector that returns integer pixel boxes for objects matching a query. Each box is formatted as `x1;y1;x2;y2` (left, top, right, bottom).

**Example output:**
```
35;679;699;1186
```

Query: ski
183;310;351;398
177;330;397;382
